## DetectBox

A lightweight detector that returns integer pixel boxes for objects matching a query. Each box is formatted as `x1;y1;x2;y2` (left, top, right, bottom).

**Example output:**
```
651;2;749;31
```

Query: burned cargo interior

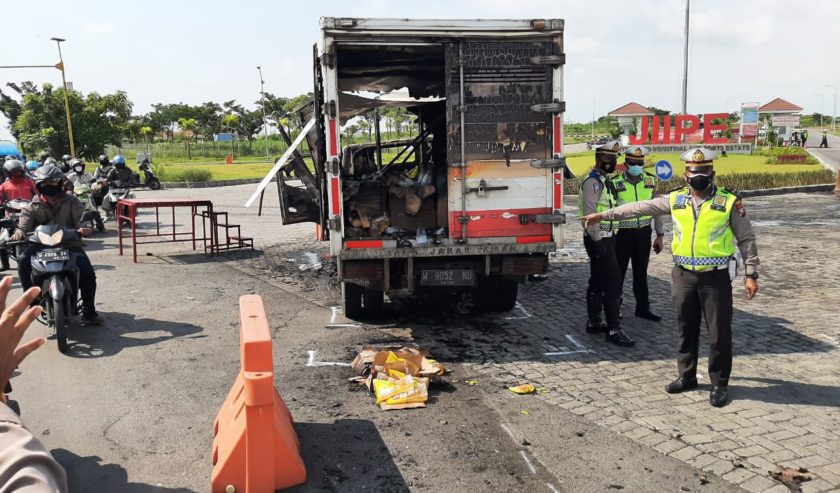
335;43;449;242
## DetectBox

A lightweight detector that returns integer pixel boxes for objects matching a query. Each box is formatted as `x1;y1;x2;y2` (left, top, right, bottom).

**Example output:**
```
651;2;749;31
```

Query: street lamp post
50;37;76;157
812;93;824;127
257;66;270;161
681;0;690;115
826;85;837;132
591;95;597;141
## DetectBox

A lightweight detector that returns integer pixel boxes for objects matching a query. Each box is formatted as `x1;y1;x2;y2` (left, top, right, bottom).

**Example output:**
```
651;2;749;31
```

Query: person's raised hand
0;277;44;402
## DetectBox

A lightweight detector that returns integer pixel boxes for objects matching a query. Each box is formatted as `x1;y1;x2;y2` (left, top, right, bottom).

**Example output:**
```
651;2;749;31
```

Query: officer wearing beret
578;141;635;347
582;147;760;407
611;146;664;322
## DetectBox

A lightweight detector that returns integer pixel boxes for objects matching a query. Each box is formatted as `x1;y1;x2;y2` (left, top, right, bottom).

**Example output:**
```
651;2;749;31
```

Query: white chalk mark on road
325;323;360;329
819;334;838;346
519;450;537;475
544;334;594;357
505;301;534;320
500;423;517;443
306;350;351;367
547;483;561;493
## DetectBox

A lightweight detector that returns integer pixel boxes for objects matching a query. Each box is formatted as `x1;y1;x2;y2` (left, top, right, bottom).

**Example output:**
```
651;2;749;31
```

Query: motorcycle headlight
37;230;63;246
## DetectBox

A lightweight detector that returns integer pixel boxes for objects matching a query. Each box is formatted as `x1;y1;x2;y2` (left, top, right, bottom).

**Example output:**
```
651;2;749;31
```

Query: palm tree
178;118;197;159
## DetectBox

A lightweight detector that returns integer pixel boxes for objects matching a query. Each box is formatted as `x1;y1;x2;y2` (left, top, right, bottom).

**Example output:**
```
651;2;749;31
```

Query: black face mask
38;185;62;197
687;174;713;191
599;158;617;174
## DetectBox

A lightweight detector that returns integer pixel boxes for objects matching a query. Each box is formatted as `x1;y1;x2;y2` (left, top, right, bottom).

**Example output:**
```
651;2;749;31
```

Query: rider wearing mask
60;154;73;173
102;155;134;218
92;155;112;181
0;160;37;203
66;159;94;188
11;165;103;325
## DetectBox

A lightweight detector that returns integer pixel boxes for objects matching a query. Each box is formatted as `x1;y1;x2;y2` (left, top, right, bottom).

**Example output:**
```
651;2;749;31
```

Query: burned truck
268;18;568;318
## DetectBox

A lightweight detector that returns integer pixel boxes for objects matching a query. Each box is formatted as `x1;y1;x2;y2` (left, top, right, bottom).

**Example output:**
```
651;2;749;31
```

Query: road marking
547;483;561;493
544;334;594;357
505;301;533;320
519;450;537;475
330;306;339;323
325;323;360;329
819;333;838;346
306;350;350;367
500;423;517;442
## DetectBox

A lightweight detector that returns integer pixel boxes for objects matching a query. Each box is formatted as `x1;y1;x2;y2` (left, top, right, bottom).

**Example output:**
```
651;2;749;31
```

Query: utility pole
681;0;690;116
257;66;270;161
813;93;824;127
827;85;837;132
591;95;597;141
50;37;76;157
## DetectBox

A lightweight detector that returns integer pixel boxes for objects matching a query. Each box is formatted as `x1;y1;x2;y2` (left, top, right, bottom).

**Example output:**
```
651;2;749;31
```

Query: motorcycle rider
0;160;36;271
92;155;112;181
102;155;135;219
66;159;94;188
60;154;73;173
37;151;50;164
24;160;41;177
10;165;103;325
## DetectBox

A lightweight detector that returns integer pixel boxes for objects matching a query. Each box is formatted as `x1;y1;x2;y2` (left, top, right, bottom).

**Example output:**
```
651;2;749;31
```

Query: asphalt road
805;128;840;171
7;185;742;492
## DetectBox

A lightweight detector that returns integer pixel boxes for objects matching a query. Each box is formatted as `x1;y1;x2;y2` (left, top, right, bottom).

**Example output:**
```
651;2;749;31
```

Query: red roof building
758;98;802;114
608;102;654;117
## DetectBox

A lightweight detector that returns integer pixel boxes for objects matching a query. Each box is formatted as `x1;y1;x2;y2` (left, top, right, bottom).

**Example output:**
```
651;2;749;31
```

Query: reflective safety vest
669;186;737;271
578;170;618;233
611;172;656;229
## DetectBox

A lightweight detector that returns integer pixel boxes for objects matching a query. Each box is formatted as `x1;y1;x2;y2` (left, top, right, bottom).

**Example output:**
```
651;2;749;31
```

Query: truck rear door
446;38;564;242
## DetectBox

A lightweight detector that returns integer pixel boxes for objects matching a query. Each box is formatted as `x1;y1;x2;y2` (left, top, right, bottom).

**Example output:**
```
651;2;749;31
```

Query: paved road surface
805;128;840;171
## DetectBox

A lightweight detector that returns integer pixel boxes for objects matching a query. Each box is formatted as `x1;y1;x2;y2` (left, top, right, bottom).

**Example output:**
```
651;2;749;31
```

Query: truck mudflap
339;239;555;260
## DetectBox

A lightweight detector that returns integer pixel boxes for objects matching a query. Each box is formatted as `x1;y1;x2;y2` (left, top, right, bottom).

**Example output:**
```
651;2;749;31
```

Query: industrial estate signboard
628;113;730;145
771;115;801;127
740;103;760;138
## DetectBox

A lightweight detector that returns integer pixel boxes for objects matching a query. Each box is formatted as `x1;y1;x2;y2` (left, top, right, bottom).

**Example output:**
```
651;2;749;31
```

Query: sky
2;0;839;140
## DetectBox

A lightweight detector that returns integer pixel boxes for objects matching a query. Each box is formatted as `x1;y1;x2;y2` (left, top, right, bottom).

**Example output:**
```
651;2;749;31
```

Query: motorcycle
103;182;135;221
0;200;30;265
74;184;106;232
138;160;161;190
16;221;94;353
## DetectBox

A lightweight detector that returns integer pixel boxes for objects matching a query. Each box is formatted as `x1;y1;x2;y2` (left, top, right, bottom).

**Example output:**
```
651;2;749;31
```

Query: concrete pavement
805;128;840;171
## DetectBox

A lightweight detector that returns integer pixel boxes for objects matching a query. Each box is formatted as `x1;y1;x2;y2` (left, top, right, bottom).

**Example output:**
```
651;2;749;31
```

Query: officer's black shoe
665;377;698;394
635;309;662;322
710;386;729;407
586;321;608;334
605;329;635;347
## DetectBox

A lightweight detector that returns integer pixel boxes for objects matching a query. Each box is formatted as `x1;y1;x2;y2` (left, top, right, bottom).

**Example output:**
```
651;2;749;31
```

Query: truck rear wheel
495;279;519;312
343;282;364;319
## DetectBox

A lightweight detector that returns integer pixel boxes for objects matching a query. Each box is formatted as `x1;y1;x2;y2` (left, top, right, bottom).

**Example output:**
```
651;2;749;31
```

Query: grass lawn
152;162;276;181
565;151;821;176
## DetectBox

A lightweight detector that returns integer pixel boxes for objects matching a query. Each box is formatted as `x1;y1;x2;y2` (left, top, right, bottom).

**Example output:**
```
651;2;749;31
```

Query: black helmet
38;151;50;162
98;154;109;166
3;159;24;175
32;164;65;185
61;154;72;163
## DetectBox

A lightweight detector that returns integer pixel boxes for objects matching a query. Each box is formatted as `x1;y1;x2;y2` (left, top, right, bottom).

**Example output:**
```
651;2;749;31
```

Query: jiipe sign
628;113;729;145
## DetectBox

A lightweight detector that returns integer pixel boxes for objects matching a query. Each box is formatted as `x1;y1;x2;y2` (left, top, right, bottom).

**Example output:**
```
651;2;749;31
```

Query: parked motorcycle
74;185;106;232
16;221;94;353
138;159;161;190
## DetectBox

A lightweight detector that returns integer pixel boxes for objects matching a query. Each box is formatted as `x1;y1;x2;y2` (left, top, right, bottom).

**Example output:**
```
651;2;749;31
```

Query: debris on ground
769;466;811;492
507;383;536;395
350;346;446;410
465;379;479;386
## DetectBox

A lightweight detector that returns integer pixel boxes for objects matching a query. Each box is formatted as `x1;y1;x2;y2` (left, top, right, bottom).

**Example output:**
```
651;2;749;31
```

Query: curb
160;177;275;189
739;184;834;197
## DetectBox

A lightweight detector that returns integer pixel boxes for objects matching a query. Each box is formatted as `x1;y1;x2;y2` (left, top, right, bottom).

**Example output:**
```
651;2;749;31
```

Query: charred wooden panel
446;41;554;164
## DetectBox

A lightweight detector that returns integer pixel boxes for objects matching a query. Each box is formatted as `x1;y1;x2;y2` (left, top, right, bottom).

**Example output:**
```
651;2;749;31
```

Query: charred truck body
275;18;568;318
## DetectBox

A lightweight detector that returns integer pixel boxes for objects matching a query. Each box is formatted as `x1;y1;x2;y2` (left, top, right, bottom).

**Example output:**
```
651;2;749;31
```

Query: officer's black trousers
583;235;622;329
671;266;733;386
616;226;652;313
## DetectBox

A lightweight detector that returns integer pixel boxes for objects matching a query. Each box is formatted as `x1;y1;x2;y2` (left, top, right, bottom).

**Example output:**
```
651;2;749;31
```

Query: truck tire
343;282;364;319
363;288;384;316
495;279;519;312
473;278;497;313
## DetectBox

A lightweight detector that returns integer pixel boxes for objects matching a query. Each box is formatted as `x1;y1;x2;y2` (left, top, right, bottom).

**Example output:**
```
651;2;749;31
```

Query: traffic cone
212;295;306;492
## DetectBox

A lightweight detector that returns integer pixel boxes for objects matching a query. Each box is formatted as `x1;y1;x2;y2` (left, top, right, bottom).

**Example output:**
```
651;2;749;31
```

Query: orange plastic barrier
225;155;234;164
212;295;306;492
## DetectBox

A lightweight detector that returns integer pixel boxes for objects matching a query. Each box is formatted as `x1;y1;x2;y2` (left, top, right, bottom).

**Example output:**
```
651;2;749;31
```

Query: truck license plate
420;269;475;287
37;250;69;261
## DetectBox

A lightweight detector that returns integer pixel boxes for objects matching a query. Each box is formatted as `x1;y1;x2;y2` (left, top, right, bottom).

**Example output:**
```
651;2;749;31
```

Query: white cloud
83;22;115;35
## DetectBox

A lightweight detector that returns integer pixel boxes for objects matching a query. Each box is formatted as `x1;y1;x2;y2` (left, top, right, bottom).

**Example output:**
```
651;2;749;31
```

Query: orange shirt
0;177;38;202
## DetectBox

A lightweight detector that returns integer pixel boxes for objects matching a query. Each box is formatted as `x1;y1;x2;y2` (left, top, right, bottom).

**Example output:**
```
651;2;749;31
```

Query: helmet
112;154;126;166
61;154;72;163
44;157;59;167
98;154;109;166
38;151;50;162
25;160;41;171
3;159;24;175
4;155;16;162
71;158;85;172
32;164;65;185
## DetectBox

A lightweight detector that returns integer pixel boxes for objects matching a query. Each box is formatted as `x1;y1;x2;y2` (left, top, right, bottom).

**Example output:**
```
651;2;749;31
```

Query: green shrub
157;167;213;183
756;146;818;164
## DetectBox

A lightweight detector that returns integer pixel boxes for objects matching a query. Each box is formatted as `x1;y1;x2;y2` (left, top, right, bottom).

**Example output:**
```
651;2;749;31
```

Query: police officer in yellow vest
582;147;760;407
612;146;665;322
578;140;635;347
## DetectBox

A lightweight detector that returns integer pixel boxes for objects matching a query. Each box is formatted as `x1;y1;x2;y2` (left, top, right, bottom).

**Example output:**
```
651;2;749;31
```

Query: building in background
758;98;802;142
608;102;653;142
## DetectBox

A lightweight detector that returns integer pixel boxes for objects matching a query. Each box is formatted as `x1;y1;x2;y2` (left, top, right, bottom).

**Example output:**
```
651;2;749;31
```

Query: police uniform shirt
599;189;759;275
614;171;665;236
580;170;612;241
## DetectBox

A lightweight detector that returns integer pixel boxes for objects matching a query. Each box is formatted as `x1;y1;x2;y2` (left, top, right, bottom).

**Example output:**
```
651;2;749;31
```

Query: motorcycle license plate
420;269;475;287
37;250;69;261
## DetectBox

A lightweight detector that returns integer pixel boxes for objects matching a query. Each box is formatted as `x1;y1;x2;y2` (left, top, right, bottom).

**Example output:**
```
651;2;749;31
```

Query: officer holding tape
611;146;664;322
578;141;635;347
582;147;759;407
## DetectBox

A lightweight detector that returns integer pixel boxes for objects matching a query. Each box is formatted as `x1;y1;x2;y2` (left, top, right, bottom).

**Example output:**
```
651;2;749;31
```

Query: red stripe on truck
328;118;338;156
330;177;340;215
516;235;552;244
553;172;562;210
345;240;383;249
553;116;562;154
449;208;551;239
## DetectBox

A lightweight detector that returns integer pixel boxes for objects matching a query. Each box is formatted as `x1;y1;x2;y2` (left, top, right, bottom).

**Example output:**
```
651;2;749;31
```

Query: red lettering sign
703;113;729;144
630;113;729;145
